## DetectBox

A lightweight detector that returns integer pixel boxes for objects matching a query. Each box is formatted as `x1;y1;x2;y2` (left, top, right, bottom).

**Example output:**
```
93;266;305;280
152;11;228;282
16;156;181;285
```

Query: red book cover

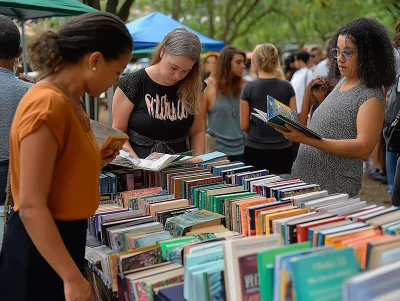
238;254;260;301
296;216;345;242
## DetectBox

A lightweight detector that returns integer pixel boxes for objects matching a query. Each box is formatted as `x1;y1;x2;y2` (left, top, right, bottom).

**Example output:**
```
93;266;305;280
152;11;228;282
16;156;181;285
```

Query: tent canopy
0;0;98;72
0;0;97;20
126;12;224;52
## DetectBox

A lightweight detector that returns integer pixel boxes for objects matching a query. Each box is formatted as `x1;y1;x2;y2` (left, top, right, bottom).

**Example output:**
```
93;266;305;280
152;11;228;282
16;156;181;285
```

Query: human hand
275;124;307;144
18;73;33;83
64;277;95;301
101;146;122;166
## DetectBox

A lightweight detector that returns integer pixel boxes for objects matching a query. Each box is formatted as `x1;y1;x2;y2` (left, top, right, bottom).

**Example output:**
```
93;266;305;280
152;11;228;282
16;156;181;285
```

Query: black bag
384;51;400;153
385;109;400;153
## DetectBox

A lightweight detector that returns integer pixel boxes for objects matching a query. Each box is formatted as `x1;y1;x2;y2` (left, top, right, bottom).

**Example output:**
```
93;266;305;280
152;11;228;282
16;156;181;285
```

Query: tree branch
206;0;215;37
106;0;119;14
226;0;261;45
229;7;273;44
83;0;100;10
117;0;135;22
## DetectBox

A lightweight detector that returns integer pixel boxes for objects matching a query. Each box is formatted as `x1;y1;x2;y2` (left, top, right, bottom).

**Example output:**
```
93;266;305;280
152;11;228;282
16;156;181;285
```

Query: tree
82;0;136;22
142;0;276;45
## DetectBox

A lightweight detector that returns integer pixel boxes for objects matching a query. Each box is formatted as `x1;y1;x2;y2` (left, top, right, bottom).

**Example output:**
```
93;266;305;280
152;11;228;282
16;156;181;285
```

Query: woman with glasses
278;18;396;197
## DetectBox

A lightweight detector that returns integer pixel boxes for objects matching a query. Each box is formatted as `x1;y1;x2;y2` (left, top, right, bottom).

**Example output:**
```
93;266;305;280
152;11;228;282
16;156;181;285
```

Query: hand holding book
251;95;322;140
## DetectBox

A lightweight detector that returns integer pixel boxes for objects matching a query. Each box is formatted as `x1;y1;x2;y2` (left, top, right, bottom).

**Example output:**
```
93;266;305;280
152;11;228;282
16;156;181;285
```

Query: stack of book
85;151;400;301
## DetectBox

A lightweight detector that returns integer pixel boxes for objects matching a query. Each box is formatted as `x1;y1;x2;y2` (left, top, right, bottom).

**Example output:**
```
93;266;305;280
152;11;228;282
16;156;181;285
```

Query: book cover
251;96;322;139
290;248;360;301
257;242;311;301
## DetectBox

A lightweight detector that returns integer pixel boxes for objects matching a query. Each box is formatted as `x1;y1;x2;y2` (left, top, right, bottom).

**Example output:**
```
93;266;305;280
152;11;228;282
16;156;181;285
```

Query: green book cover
290;247;360;301
192;184;226;208
212;192;257;215
157;236;198;260
258;242;311;301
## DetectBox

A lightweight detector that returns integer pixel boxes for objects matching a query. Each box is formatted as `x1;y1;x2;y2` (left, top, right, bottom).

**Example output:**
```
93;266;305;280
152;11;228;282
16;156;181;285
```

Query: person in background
284;54;296;81
298;74;339;126
203;52;218;79
387;21;400;200
112;28;205;158
290;51;312;114
0;12;133;301
284;18;396;198
0;15;32;206
240;43;296;174
308;45;323;70
204;45;246;161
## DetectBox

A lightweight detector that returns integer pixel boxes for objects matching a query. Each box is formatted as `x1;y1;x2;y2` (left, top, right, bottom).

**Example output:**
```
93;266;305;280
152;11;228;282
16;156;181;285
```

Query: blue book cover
290;248;360;301
235;170;269;186
342;260;400;301
134;231;173;248
188;260;224;301
213;163;245;177
184;248;224;299
316;222;369;246
155;283;186;301
252;95;322;139
273;246;333;301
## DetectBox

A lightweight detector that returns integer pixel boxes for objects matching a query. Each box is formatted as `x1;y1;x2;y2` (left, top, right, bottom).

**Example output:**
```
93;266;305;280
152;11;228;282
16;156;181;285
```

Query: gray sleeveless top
207;89;245;156
291;78;385;197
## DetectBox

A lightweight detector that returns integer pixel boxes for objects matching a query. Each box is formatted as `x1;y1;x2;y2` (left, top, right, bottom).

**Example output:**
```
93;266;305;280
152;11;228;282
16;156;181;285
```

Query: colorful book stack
85;151;400;301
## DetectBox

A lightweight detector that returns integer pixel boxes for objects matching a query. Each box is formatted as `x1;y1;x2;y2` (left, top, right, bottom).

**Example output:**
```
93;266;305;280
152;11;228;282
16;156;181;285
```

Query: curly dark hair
327;18;396;89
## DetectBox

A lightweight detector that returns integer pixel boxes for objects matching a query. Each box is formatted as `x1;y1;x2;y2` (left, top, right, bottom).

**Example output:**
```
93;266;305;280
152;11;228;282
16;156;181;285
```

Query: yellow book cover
255;205;295;235
263;209;307;235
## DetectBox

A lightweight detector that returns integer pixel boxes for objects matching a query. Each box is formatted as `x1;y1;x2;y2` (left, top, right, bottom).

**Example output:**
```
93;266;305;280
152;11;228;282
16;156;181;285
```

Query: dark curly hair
327;18;396;89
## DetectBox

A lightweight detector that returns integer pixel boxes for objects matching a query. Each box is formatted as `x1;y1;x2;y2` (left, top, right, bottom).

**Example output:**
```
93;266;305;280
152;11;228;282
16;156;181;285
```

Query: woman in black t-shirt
240;43;296;174
112;28;205;158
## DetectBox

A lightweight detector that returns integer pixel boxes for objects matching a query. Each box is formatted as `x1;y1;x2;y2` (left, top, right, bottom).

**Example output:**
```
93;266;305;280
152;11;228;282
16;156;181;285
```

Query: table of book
85;152;400;301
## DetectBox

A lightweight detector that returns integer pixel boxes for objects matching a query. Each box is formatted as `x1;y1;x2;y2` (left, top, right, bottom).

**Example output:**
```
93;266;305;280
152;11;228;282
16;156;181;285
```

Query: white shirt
313;59;328;77
290;67;313;113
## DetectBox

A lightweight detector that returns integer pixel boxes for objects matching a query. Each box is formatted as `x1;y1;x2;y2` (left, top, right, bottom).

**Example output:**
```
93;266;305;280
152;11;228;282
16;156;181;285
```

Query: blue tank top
207;92;245;156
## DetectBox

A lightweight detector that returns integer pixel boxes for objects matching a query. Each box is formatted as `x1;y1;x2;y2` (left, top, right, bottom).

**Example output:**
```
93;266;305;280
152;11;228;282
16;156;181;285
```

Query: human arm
240;99;250;132
189;94;206;156
277;97;384;160
112;87;137;157
289;96;297;114
19;124;94;301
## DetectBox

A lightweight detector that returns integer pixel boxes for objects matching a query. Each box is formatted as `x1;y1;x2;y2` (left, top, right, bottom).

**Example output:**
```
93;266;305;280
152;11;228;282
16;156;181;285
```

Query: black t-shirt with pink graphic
117;68;195;158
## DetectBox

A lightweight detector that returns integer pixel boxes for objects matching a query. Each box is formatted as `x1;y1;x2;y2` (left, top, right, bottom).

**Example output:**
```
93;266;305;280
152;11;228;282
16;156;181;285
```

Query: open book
137;151;229;171
251;95;322;139
90;120;129;151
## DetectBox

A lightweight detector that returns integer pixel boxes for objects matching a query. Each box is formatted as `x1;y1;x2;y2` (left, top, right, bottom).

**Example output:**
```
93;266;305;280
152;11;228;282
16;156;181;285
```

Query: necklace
52;81;91;132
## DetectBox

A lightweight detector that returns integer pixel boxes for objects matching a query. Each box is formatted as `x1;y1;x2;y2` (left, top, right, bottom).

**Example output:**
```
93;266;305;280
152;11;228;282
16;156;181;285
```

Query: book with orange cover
324;226;376;246
331;228;382;249
296;216;345;242
346;234;390;269
255;205;295;236
262;208;308;235
237;197;273;235
245;200;291;236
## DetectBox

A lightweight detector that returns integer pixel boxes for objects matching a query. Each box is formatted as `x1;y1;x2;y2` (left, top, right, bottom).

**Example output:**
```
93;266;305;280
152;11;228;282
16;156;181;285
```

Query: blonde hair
252;43;284;80
151;28;202;114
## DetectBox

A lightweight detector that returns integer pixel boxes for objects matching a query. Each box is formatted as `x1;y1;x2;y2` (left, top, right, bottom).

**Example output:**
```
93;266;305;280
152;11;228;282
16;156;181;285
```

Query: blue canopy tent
126;12;224;52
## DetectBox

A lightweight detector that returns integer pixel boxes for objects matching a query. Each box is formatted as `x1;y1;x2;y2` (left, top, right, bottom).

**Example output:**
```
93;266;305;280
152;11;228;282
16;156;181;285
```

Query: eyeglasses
332;48;356;60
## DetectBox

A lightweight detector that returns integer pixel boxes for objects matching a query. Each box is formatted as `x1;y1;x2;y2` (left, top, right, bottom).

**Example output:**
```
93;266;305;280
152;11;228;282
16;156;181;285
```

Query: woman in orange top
0;13;133;301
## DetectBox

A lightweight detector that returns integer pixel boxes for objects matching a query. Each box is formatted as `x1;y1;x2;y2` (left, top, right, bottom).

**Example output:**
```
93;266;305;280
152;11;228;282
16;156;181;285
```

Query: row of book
85;152;400;301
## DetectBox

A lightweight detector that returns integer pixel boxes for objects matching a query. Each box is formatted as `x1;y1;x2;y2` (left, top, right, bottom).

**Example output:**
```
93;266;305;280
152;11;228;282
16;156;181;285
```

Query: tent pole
108;86;114;126
21;19;28;74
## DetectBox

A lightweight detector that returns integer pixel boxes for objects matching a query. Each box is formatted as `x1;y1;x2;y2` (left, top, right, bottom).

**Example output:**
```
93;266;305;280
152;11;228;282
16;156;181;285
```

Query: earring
92;67;97;72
